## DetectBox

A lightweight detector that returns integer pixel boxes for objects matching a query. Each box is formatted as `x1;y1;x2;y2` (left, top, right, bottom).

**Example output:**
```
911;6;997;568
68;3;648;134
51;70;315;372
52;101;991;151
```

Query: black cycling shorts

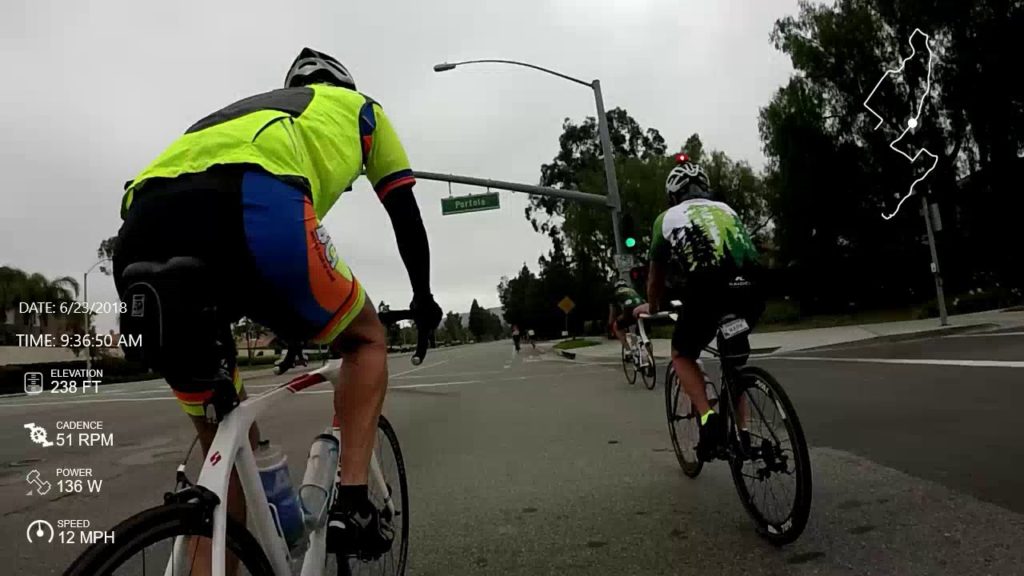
671;274;763;359
615;307;637;332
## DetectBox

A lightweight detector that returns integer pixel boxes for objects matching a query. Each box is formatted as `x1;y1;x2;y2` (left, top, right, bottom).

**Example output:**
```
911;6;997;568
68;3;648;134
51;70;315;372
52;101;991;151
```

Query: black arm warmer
381;184;431;297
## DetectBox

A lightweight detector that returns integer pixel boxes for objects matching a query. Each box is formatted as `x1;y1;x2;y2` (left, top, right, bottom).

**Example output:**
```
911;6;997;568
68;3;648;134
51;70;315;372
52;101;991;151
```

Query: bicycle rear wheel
665;365;702;477
621;342;637;386
641;342;657;390
63;502;273;576
727;366;812;546
337;415;409;575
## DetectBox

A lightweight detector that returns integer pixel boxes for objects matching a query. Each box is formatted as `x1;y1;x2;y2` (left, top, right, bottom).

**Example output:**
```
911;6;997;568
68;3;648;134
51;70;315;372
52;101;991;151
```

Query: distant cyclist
633;155;762;460
114;48;442;562
609;278;646;356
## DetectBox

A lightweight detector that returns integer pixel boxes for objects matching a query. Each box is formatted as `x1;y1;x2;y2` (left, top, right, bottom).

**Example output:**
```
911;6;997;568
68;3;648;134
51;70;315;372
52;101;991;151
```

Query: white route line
863;28;938;220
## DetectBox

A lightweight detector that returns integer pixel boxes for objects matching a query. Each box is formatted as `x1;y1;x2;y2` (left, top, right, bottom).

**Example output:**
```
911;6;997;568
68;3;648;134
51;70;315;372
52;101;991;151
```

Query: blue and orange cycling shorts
113;166;366;416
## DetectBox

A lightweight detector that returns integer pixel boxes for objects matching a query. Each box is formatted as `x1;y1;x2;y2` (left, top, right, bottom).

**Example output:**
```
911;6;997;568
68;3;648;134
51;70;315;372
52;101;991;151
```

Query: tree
468;299;503;342
527;108;668;274
442;311;464;343
468;300;486;341
759;0;1024;309
682;133;705;162
232;317;268;363
0;267;81;343
97;236;118;261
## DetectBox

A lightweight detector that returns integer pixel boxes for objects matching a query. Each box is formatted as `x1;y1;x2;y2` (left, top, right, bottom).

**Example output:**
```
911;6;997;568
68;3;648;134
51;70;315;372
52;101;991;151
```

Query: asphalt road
1;332;1023;575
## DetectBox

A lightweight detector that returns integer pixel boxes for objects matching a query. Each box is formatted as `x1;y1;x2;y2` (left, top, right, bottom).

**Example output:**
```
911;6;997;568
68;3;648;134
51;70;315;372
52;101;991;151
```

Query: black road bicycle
665;312;812;545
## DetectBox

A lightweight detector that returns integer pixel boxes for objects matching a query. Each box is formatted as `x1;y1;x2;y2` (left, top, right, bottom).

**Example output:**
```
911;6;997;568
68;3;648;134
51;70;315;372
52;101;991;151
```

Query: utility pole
921;193;948;326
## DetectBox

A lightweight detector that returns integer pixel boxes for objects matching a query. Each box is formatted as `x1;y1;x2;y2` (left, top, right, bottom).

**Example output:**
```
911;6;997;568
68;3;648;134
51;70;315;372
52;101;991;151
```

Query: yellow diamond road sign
558;296;575;314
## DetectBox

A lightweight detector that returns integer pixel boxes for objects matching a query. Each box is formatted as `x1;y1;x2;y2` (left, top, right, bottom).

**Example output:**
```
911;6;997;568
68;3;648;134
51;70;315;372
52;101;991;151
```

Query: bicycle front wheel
621;342;638;386
727;366;812;546
665;365;702;477
64;502;274;576
338;415;410;575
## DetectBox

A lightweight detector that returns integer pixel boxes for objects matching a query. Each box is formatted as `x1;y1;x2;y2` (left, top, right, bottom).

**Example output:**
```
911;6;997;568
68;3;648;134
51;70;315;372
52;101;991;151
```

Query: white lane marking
944;332;1024;338
391;359;450;379
764;356;1024;368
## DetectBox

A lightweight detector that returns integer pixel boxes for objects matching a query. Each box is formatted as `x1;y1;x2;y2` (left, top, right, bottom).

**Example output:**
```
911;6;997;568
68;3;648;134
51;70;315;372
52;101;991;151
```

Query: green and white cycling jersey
614;285;644;310
649;199;759;272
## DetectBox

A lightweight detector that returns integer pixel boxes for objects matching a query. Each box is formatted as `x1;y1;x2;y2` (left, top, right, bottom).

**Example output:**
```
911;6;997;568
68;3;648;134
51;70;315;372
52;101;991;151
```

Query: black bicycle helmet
665;154;712;204
285;47;356;90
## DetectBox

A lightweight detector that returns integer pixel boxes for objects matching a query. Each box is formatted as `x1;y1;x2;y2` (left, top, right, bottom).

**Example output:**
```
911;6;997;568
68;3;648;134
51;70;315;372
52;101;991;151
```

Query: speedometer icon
26;519;54;543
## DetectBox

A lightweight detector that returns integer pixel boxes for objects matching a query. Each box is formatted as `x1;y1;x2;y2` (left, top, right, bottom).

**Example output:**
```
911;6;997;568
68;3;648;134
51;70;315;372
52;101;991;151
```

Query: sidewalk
551;308;1024;362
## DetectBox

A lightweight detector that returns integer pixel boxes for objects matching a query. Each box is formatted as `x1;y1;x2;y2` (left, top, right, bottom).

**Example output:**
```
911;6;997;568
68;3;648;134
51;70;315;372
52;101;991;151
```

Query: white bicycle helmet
665;157;712;203
285;47;356;90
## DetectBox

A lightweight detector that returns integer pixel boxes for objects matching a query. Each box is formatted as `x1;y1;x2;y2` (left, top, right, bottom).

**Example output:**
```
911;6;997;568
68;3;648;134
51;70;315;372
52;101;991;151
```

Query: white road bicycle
65;307;424;576
621;310;672;390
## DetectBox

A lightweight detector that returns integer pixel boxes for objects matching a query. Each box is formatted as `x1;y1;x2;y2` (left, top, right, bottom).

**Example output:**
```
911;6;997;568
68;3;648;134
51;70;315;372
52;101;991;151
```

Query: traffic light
621;213;637;251
629;263;648;290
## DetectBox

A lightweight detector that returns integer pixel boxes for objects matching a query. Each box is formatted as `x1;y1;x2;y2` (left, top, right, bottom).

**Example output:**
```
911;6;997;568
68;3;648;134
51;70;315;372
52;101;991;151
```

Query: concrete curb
792;322;999;353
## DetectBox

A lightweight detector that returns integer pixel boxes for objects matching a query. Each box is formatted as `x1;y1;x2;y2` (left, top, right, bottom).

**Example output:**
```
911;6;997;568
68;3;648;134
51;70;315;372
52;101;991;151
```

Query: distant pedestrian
511;325;521;352
527;328;536;349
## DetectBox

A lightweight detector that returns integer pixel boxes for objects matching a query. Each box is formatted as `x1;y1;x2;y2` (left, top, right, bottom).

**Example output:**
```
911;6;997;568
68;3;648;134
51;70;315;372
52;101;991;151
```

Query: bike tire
63;502;274;576
665;364;702;477
340;415;410;576
727;366;812;546
621;343;637;386
642;342;657;390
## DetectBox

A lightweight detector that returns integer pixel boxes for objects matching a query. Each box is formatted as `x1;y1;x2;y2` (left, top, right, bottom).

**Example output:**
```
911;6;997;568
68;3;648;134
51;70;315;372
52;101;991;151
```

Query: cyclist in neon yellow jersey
633;155;763;460
114;48;442;561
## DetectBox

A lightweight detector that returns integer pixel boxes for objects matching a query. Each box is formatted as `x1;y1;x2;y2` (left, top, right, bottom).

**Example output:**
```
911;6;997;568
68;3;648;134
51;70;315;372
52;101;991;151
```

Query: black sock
335;484;369;513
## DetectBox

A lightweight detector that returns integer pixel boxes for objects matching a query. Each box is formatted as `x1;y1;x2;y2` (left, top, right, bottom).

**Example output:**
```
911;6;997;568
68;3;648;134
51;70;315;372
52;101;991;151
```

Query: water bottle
299;432;339;529
255;440;304;547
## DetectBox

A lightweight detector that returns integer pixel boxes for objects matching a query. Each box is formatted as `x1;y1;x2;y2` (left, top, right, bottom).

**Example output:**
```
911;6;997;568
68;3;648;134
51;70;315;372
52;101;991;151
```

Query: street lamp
83;258;111;370
433;59;627;270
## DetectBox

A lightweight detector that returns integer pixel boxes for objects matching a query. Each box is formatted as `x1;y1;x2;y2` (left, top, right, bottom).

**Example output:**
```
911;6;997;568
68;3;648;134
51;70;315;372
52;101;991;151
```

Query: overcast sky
1;0;802;331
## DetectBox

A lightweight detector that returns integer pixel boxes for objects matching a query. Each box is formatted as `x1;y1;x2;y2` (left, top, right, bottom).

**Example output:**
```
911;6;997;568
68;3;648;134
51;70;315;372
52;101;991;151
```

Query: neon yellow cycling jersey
122;84;413;220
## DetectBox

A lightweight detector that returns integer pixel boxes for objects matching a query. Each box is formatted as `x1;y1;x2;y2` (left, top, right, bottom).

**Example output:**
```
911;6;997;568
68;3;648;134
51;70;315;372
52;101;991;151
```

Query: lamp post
83;258;111;371
433;59;626;266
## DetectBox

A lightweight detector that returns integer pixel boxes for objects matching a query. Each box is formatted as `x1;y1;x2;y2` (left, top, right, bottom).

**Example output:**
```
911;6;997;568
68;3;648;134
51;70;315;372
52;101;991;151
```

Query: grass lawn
757;307;922;332
648;307;927;339
553;339;601;350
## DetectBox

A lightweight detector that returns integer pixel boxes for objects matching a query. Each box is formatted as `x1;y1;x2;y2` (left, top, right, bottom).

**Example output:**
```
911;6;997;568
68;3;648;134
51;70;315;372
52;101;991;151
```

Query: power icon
26;519;54;543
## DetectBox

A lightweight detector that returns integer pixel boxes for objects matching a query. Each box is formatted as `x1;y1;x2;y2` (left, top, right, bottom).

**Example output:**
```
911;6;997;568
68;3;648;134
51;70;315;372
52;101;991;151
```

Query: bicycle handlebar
378;309;431;366
637;311;676;320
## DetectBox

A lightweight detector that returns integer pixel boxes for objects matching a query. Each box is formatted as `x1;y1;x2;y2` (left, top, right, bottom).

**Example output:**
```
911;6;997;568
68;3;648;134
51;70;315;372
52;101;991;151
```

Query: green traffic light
625;237;637;249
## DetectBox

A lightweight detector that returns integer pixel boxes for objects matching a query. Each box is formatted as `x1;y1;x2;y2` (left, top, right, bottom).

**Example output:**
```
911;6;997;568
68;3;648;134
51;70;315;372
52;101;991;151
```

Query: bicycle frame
634;311;676;368
164;360;388;576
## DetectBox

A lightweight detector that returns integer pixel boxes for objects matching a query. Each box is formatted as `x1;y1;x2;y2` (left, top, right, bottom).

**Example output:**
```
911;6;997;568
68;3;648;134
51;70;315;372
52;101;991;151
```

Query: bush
553;339;600;350
917;288;1022;318
759;299;801;325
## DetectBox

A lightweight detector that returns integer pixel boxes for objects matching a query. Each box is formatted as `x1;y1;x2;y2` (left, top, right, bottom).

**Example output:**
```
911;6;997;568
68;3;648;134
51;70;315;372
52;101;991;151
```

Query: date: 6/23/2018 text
18;301;127;315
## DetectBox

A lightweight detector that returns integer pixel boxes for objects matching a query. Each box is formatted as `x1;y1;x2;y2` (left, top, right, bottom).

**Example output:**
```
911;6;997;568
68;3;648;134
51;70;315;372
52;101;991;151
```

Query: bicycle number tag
720;318;750;340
